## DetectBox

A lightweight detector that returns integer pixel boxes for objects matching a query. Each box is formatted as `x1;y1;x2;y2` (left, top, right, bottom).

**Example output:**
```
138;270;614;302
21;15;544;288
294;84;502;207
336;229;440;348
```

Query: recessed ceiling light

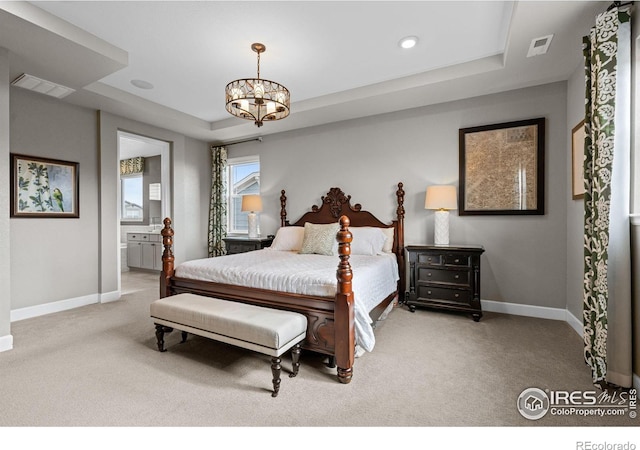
399;36;418;49
131;79;154;89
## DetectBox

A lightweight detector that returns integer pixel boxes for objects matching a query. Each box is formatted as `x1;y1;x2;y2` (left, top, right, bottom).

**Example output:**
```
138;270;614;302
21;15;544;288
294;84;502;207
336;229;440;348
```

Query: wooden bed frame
160;182;405;384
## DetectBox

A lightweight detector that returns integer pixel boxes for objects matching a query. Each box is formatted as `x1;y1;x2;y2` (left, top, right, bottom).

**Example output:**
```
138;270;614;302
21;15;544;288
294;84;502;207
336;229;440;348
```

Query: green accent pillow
299;222;340;256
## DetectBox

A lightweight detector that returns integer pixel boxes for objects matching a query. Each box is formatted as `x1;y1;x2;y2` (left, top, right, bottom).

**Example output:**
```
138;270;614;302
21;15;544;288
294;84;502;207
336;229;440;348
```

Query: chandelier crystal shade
225;43;290;127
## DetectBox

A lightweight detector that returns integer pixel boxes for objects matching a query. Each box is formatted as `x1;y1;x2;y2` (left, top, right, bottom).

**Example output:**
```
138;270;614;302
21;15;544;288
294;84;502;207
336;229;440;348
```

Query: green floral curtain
582;5;632;386
208;146;228;257
120;157;144;176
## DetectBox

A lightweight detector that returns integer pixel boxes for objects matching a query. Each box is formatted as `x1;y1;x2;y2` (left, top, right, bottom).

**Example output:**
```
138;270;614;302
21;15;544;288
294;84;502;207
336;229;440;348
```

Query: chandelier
225;43;290;127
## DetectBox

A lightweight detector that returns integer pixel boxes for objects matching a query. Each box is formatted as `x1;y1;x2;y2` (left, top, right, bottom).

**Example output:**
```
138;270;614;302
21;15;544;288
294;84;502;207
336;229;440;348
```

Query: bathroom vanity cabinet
127;232;162;271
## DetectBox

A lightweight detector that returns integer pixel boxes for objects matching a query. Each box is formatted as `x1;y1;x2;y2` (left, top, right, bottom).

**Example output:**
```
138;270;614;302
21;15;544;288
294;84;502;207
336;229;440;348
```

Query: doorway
117;131;171;292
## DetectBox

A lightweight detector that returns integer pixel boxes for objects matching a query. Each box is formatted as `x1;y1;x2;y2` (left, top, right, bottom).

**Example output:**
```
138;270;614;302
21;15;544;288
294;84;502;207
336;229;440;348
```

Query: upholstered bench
150;293;307;397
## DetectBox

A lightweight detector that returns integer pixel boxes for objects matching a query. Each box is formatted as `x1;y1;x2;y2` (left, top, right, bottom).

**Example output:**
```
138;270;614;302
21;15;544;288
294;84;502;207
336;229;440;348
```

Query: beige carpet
1;271;636;436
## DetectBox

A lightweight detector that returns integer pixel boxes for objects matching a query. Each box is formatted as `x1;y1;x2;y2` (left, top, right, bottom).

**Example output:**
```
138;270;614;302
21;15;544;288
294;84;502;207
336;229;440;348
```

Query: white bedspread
175;249;399;352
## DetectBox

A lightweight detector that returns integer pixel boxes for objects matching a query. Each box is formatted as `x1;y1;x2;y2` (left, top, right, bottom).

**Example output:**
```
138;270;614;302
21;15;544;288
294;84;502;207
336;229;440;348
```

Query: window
227;156;260;234
121;174;143;221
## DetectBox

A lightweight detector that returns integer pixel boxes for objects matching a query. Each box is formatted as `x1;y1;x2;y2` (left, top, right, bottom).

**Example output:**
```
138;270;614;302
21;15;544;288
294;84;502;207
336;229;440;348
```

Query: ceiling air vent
527;34;554;57
11;74;75;99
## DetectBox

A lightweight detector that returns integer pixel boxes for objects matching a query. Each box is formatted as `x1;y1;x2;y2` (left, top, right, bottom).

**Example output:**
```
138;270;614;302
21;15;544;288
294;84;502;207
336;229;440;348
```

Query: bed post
335;215;355;384
395;182;406;295
280;190;288;227
160;217;175;298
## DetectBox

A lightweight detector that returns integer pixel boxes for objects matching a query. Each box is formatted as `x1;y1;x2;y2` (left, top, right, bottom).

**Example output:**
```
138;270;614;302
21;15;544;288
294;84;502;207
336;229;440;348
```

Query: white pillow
350;227;387;256
381;227;394;253
270;226;305;251
299;222;340;256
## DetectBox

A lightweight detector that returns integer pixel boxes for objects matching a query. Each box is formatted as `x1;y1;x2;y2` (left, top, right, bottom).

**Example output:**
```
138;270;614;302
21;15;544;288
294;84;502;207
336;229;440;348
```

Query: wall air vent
11;73;75;99
527;34;554;57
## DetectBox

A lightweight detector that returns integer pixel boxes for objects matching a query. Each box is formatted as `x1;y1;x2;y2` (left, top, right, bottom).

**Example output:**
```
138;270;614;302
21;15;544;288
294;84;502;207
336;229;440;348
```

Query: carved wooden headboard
279;183;405;291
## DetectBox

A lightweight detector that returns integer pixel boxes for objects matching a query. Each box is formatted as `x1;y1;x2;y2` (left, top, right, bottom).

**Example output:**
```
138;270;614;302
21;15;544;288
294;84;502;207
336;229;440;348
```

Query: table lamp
425;185;457;246
241;194;263;238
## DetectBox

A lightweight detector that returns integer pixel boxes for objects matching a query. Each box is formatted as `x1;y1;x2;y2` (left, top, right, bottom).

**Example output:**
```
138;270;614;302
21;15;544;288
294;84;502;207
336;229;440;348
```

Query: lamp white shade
241;195;262;238
425;185;457;246
241;194;262;212
424;185;457;211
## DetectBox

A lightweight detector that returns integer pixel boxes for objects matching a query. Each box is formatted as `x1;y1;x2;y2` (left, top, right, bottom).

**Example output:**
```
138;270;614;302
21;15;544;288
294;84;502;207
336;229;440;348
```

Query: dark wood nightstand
404;245;484;321
223;236;274;255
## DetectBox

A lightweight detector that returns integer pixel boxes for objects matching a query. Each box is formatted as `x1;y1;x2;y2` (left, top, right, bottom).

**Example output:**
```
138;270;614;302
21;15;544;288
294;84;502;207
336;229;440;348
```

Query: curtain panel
582;5;632;387
120;157;145;176
208;146;228;257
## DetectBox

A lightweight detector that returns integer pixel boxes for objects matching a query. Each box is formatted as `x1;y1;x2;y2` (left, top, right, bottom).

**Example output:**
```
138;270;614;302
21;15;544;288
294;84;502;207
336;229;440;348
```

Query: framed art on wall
571;120;586;200
10;153;79;218
459;117;545;215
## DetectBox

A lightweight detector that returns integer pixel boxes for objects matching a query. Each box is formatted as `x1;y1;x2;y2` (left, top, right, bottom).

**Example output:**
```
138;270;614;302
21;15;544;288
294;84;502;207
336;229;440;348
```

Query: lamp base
247;212;259;239
434;210;450;246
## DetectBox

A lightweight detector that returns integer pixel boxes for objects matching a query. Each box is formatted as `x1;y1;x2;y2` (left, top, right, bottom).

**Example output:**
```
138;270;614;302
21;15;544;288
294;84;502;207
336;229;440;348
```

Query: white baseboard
10;290;122;322
565;309;583;336
11;293;100;322
100;290;121;303
0;334;13;352
482;299;567;321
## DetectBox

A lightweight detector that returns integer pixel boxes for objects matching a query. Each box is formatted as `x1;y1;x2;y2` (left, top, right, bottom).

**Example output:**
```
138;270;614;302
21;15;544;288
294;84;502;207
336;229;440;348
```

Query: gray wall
98;112;210;297
2;90;209;319
0;48;11;343
10;88;99;310
230;82;568;309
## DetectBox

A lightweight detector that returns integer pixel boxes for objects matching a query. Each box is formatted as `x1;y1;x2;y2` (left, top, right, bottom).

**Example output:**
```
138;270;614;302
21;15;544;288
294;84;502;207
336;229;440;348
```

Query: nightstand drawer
417;253;443;265
443;254;471;267
417;267;470;286
417;285;472;304
223;236;274;255
226;242;256;254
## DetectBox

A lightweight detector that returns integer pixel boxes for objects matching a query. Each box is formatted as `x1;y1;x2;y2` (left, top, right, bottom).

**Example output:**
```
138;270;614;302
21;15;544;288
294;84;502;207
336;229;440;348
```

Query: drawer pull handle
427;291;432;295
454;275;460;279
427;273;432;277
454;259;460;263
454;293;459;298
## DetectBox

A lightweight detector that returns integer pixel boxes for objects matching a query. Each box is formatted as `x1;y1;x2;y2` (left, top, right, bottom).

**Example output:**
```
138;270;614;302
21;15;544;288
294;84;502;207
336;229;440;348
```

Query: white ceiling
1;1;608;144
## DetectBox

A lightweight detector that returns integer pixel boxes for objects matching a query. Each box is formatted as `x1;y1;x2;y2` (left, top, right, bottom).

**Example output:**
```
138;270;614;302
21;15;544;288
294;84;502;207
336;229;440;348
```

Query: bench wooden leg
180;331;188;343
155;324;172;352
271;357;281;397
289;344;301;378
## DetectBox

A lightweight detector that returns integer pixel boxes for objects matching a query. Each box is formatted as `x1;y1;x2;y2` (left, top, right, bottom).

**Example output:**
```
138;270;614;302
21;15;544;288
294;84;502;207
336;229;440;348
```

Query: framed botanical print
10;153;79;218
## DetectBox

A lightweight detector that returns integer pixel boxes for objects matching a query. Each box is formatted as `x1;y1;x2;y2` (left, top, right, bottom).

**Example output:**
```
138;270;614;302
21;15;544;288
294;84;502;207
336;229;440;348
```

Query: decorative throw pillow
381;227;394;253
299;222;340;256
350;227;387;256
270;226;305;251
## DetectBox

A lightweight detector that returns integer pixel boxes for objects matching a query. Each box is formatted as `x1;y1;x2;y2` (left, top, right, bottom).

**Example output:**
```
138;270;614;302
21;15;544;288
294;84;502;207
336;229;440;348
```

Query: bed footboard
159;215;357;384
